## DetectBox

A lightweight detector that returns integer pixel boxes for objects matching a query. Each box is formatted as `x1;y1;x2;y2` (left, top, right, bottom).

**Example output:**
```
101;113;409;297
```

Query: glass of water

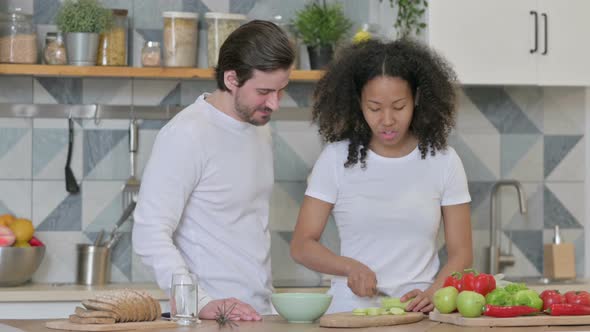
170;273;199;325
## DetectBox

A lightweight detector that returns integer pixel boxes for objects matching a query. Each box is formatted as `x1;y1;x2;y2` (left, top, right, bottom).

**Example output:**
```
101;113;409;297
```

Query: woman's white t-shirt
305;141;471;313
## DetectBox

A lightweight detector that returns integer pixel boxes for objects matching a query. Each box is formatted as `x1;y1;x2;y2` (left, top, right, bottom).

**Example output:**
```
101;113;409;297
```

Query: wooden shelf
0;64;323;81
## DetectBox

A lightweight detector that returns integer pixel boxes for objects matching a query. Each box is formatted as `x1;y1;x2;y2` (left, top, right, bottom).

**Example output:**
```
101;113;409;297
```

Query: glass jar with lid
0;8;38;63
272;15;298;69
97;9;128;66
43;32;67;65
205;12;247;68
163;11;198;67
141;41;161;67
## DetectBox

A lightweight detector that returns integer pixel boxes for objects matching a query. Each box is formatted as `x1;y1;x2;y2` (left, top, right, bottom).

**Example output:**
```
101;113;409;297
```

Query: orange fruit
8;218;34;243
0;214;15;227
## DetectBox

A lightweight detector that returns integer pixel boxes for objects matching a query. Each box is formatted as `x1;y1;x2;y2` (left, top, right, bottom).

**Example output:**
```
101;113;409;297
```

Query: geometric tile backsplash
0;0;587;284
0;80;585;284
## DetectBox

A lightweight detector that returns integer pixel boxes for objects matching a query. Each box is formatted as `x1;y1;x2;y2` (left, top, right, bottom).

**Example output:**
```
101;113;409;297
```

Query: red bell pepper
443;272;462;290
460;269;476;292
483;304;539;318
540;290;565;311
443;269;496;295
547;303;590;316
564;291;590;306
473;273;496;296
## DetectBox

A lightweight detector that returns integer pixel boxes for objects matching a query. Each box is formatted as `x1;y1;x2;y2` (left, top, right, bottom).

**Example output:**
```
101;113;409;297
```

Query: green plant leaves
384;0;428;38
56;0;113;33
293;2;352;48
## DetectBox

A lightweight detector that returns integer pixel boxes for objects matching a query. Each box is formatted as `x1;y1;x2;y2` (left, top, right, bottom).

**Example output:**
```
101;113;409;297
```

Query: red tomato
565;291;590;306
540;290;565;311
473;273;496;296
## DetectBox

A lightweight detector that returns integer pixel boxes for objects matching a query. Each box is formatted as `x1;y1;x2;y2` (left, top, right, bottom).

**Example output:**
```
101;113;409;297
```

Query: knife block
543;243;576;280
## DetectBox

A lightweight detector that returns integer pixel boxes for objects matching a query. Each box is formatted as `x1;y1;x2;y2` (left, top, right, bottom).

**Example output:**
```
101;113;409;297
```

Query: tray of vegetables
429;268;590;326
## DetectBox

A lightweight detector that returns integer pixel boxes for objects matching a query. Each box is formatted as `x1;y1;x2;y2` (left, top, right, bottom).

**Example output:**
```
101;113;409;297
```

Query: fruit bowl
0;246;45;286
271;293;333;323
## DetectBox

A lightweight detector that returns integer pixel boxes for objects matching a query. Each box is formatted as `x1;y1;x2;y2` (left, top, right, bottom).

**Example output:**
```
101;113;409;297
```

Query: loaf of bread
73;289;161;324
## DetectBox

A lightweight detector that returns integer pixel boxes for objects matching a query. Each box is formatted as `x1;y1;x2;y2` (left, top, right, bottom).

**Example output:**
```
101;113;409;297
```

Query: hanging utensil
122;118;140;209
93;229;105;246
105;200;136;249
65;116;79;194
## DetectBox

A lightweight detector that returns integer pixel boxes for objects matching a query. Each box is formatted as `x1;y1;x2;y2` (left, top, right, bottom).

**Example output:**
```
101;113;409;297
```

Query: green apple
433;286;459;314
457;291;485;318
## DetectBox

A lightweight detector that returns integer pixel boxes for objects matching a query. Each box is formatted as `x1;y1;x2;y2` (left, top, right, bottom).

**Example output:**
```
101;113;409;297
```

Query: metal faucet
489;180;527;275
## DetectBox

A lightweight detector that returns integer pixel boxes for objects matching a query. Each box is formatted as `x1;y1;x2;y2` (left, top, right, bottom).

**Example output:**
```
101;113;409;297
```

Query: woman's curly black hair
312;38;458;168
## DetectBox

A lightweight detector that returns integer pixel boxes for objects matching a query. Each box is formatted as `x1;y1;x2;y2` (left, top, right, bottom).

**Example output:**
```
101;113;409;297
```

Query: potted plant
56;0;112;66
293;1;352;69
381;0;428;39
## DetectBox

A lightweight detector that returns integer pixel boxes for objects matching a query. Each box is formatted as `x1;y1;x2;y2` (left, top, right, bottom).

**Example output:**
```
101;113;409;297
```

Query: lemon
0;214;15;227
353;30;371;44
13;240;31;248
9;218;34;243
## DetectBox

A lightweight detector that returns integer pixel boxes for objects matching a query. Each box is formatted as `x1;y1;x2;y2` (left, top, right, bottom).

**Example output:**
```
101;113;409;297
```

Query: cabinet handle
542;13;548;55
530;11;538;54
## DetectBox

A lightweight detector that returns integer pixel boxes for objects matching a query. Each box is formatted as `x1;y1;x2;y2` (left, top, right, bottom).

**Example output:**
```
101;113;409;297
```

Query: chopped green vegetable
366;307;381;316
389;307;405;315
352;308;367;316
381;297;412;310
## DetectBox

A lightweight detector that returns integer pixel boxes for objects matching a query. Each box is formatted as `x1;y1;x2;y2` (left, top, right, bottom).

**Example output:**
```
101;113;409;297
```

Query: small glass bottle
141;41;161;67
43;32;67;65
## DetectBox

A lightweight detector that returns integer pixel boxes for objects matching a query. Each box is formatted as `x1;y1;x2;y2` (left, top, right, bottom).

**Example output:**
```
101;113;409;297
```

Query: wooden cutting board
430;311;590;327
45;319;177;331
319;312;424;328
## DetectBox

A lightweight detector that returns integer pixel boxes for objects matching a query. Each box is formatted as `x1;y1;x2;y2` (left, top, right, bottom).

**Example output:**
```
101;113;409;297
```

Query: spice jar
163;11;198;67
0;8;38;63
141;41;161;67
97;9;128;66
43;32;67;65
205;12;246;67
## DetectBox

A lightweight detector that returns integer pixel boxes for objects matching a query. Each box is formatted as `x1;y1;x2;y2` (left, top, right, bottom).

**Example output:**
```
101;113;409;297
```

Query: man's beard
234;93;272;126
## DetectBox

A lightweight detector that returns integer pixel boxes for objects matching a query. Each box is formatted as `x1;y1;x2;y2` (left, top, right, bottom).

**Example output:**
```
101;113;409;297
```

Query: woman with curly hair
290;39;473;313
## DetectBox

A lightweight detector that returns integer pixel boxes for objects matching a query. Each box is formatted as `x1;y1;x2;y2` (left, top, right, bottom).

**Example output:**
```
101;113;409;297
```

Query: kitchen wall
0;0;586;285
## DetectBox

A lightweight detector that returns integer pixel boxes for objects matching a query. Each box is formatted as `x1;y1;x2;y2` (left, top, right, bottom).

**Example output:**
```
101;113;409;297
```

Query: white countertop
0;282;330;303
1;280;587;303
0;282;167;302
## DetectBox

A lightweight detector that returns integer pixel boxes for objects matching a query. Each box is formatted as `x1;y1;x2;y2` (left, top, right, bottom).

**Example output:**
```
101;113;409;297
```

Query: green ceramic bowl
271;293;333;323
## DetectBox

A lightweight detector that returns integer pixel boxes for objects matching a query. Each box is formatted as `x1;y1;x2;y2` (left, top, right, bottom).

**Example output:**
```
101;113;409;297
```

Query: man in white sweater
132;20;295;321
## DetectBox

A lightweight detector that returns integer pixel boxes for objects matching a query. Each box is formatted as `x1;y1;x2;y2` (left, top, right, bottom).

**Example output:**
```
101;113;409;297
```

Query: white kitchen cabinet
428;0;590;86
536;0;590;85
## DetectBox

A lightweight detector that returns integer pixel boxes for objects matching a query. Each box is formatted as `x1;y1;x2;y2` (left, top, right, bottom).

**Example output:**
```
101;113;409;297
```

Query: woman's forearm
291;238;358;277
